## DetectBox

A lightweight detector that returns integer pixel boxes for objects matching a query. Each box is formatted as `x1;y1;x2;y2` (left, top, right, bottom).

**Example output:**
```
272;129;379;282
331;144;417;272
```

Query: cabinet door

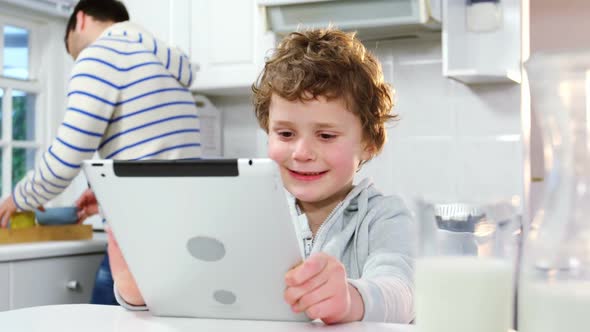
190;0;274;94
0;263;8;311
122;0;191;54
10;254;103;309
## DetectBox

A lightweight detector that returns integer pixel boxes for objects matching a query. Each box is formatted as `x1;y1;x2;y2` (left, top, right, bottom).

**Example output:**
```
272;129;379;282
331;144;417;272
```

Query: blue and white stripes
13;22;201;211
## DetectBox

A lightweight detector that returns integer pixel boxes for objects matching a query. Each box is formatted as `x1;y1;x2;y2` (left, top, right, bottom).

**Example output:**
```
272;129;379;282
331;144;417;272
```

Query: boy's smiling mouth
288;169;328;181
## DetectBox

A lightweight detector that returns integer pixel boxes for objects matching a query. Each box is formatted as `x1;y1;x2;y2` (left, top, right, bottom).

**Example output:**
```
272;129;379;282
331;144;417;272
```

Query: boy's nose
292;138;315;161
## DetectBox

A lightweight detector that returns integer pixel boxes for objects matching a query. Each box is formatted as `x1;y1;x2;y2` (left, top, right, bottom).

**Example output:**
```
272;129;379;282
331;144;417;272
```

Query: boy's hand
75;188;98;223
107;227;145;306
284;252;364;324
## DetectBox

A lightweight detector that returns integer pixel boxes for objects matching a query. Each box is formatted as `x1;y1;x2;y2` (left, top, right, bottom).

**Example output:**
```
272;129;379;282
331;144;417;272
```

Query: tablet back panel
83;159;307;321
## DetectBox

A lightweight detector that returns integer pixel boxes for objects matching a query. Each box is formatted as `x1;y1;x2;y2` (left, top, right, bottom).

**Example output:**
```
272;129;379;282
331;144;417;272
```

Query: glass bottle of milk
519;52;590;332
414;200;520;332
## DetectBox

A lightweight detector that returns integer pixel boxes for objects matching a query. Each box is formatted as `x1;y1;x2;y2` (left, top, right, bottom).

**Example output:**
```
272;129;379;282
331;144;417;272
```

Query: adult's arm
12;47;120;211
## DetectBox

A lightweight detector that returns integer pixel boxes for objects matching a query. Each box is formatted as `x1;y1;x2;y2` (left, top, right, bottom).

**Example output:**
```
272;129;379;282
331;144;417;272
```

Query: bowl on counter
35;207;79;226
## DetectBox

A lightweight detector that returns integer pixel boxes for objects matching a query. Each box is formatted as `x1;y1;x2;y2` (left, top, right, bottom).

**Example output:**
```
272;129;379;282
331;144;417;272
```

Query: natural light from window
0;19;39;196
3;25;29;80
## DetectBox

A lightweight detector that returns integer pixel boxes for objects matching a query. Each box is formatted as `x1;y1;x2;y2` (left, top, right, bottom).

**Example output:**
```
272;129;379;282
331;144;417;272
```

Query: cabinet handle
66;280;80;291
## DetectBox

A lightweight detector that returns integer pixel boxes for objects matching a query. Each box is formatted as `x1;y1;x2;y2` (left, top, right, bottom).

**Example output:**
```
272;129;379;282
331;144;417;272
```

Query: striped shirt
13;21;201;211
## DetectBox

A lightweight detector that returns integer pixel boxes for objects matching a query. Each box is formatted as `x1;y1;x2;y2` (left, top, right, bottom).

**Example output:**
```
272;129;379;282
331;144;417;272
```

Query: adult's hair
64;0;129;52
252;27;396;157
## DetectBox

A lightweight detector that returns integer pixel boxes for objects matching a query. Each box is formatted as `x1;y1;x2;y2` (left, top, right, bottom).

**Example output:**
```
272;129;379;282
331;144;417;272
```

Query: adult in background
0;0;201;305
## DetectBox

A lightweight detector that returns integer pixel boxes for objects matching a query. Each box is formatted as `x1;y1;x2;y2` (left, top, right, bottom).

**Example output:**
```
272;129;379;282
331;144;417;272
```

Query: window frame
0;12;45;198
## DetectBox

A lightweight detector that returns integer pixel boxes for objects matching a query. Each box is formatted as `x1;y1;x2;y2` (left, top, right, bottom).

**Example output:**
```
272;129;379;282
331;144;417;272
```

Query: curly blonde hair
252;27;397;156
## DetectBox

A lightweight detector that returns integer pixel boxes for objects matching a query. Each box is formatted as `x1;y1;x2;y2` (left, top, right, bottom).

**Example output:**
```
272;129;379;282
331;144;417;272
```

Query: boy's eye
277;131;294;138
319;133;336;140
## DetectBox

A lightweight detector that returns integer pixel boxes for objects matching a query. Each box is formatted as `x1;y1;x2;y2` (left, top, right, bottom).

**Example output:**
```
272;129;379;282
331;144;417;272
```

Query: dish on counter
35;207;79;226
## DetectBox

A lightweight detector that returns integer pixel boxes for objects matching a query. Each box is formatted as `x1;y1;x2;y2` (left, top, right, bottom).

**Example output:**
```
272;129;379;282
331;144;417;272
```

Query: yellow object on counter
10;211;36;229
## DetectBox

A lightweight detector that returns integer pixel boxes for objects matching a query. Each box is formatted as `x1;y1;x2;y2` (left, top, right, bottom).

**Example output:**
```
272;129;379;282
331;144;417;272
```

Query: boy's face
267;94;372;206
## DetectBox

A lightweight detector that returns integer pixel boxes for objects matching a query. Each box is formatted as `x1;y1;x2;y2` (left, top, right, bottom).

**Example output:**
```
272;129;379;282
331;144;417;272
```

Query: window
3;26;30;79
0;16;41;198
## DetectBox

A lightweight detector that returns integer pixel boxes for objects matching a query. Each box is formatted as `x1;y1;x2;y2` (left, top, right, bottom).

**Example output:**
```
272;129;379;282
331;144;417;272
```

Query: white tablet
83;159;308;321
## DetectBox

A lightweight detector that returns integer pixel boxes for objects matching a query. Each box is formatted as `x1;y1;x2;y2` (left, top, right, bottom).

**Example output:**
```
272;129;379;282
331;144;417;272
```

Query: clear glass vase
519;52;590;332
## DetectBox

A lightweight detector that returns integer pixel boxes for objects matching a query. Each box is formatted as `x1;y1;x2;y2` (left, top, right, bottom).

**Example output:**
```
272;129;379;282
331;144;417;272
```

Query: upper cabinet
190;0;275;95
122;0;191;59
442;0;521;84
123;0;273;96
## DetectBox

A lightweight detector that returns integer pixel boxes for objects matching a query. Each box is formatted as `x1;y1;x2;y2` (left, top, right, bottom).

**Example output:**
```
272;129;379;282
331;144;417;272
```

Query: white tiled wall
212;38;523;211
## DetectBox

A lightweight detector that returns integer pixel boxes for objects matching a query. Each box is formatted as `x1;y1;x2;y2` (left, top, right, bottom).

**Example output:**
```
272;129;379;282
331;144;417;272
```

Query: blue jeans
90;251;119;305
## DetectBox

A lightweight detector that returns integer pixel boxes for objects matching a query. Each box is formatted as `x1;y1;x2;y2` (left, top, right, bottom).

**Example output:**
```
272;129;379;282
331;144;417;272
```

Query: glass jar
415;200;520;332
519;52;590;332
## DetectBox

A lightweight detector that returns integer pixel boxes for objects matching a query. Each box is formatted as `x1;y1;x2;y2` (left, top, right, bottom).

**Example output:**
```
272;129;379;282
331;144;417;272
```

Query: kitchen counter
0;231;107;262
0;304;415;332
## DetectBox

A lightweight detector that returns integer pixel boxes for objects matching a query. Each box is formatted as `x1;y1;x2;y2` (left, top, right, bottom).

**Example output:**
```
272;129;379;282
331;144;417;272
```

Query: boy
110;27;415;324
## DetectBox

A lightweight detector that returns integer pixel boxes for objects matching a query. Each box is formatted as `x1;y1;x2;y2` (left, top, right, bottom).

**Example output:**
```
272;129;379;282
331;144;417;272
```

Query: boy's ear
361;143;376;162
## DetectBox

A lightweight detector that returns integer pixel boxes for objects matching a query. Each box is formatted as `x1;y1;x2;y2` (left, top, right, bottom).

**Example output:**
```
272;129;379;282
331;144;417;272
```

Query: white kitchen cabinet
0;263;8;311
122;0;191;55
0;237;107;311
442;0;521;84
9;254;103;309
190;0;275;95
122;0;273;95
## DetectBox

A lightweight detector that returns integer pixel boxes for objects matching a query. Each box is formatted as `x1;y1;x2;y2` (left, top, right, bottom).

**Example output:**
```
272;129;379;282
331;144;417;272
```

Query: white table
0;304;414;332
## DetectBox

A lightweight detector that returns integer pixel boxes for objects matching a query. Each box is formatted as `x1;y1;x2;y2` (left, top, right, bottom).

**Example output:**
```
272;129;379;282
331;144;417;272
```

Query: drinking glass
414;200;520;332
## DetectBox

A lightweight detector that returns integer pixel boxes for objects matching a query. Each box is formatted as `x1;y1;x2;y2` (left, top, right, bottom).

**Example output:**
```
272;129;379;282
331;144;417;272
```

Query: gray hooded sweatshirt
291;178;415;323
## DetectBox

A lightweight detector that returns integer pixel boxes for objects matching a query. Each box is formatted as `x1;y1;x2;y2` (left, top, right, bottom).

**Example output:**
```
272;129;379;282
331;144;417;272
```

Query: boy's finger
306;296;343;323
288;260;304;271
285;253;328;286
293;280;334;314
284;268;330;305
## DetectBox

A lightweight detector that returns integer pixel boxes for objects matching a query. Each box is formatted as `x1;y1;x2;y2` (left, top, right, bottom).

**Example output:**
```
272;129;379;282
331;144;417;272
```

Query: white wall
212;38;523;209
